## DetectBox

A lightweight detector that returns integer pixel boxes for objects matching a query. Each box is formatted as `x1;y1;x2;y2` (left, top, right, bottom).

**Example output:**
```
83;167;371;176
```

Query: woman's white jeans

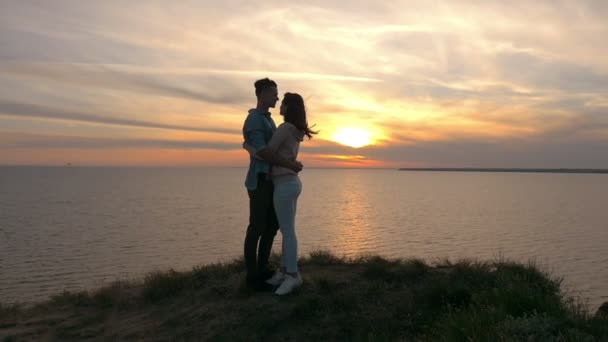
272;174;302;274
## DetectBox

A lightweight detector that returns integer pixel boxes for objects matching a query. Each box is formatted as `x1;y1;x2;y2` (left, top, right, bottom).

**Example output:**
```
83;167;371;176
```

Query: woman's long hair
282;93;318;139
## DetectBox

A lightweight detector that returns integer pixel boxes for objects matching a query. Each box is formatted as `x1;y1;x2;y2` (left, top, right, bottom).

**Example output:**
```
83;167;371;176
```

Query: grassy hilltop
1;251;607;341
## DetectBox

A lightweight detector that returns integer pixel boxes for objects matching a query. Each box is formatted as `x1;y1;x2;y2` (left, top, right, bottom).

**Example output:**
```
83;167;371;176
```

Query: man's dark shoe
252;280;274;292
259;269;275;281
246;277;274;292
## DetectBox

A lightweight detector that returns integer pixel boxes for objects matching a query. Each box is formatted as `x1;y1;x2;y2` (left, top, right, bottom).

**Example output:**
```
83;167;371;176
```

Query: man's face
261;86;279;108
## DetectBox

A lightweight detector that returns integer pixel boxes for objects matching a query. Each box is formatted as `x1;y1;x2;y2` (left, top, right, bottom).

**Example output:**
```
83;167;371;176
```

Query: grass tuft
49;290;93;307
305;250;346;266
142;269;191;303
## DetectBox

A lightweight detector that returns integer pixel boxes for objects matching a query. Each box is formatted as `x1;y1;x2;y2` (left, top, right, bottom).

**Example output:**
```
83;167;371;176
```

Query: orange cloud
0;148;250;167
299;153;399;168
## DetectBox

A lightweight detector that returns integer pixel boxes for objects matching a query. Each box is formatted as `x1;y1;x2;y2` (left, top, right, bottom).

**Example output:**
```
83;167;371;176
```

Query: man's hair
254;78;277;98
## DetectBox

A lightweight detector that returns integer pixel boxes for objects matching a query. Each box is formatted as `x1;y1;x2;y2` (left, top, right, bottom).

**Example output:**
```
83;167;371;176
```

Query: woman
244;92;317;295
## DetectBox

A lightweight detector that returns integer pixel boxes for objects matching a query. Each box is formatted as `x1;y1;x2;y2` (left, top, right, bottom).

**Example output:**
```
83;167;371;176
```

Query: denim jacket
243;108;277;190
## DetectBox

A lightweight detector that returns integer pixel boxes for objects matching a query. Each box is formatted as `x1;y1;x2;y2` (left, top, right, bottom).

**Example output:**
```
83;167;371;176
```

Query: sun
332;127;372;148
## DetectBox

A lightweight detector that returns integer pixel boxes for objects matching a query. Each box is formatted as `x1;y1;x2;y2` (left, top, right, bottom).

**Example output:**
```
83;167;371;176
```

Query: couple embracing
242;78;317;295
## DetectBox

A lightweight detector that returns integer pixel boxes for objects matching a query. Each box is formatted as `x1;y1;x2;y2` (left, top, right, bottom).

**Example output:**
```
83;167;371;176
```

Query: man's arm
244;122;303;172
256;148;303;173
242;141;302;172
243;115;269;152
242;142;262;160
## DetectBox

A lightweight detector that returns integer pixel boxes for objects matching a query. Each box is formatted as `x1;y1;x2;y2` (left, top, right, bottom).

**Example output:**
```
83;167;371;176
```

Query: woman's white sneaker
274;273;302;296
265;270;285;286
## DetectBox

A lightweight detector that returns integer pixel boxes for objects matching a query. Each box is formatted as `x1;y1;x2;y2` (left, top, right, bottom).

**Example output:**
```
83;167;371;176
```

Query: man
242;78;302;290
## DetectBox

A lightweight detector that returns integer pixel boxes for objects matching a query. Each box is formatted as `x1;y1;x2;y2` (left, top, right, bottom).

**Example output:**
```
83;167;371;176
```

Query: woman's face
280;101;287;116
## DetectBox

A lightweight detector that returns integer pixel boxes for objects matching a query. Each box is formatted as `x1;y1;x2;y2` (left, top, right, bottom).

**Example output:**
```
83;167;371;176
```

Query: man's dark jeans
244;174;279;284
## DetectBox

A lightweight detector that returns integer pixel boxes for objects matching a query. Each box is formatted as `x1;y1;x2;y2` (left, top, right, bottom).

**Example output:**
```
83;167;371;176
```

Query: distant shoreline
399;168;608;174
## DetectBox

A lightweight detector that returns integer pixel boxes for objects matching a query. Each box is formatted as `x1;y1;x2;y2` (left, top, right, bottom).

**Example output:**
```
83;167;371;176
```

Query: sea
1;167;606;311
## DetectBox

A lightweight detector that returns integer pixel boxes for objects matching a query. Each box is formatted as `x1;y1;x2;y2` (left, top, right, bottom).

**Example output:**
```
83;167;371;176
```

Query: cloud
494;51;608;92
0;101;241;135
0;62;246;105
357;137;608;168
0;132;237;150
0;62;381;113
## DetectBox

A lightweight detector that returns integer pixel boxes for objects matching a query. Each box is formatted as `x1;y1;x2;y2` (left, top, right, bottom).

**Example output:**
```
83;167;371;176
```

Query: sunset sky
1;1;607;168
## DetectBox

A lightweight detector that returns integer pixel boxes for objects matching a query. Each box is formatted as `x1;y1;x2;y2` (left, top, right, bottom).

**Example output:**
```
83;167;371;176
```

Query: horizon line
399;167;608;174
2;165;608;172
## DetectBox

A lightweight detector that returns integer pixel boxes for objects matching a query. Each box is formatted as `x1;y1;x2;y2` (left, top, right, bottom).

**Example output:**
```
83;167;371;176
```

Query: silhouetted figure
242;78;302;291
245;92;317;295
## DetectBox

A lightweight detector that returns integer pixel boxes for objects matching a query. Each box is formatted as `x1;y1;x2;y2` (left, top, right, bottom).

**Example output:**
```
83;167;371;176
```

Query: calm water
1;167;607;310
